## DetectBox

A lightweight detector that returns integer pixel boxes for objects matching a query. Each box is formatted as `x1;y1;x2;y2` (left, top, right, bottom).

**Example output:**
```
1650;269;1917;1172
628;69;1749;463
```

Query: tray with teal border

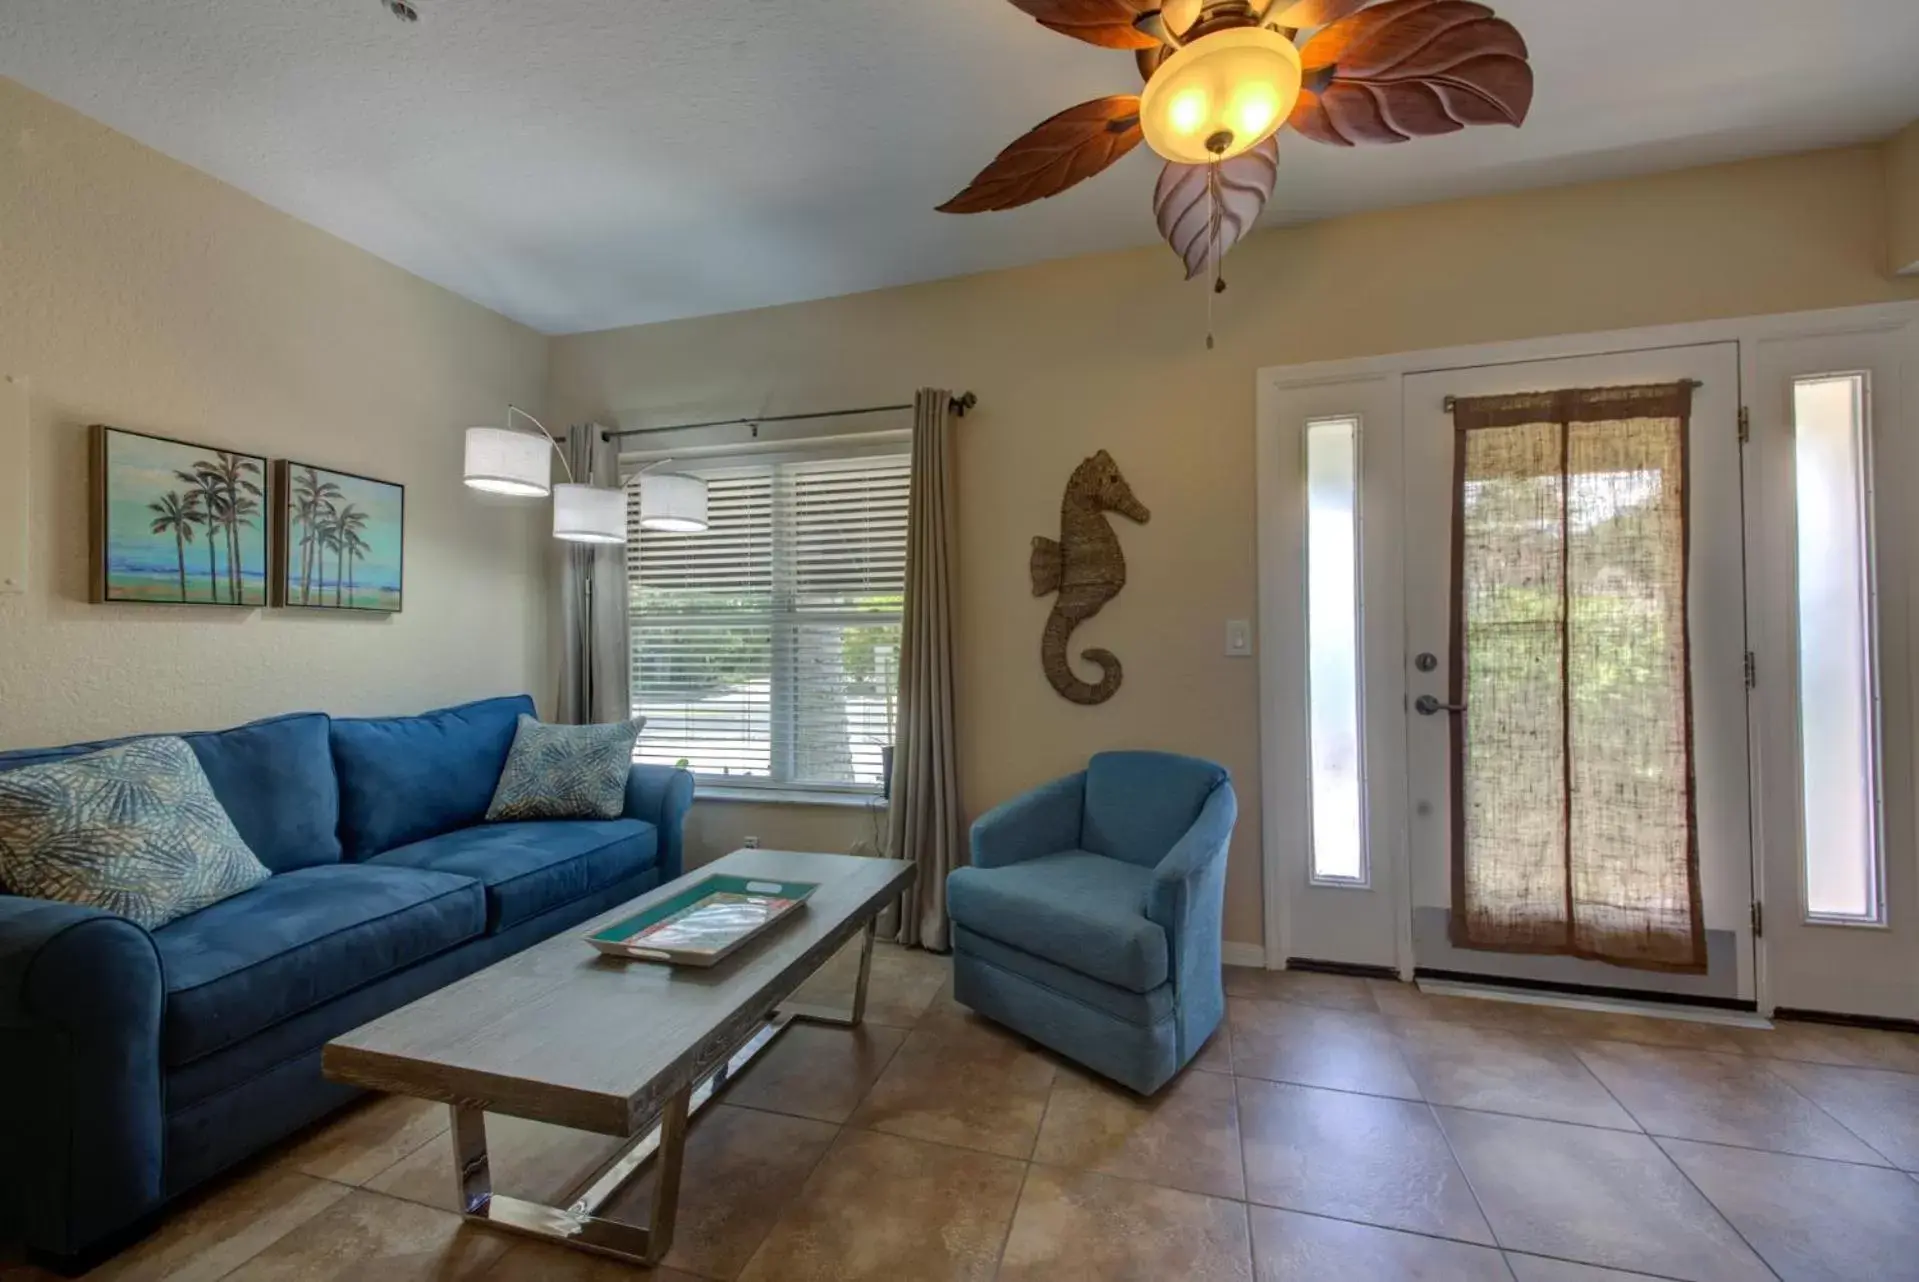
586;874;820;967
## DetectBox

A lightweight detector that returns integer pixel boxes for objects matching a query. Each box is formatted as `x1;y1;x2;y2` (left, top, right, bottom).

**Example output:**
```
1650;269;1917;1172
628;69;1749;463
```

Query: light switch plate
1225;619;1253;657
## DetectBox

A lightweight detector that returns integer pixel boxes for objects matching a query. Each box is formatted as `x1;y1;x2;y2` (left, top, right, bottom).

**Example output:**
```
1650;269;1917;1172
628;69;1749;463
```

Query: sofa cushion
947;850;1168;993
330;695;534;859
0;737;271;930
369;819;658;932
0;712;340;872
1083;751;1230;869
486;716;644;822
152;864;484;1066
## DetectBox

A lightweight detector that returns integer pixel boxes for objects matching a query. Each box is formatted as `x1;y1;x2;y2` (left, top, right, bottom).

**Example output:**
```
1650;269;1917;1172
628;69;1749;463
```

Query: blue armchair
946;751;1236;1094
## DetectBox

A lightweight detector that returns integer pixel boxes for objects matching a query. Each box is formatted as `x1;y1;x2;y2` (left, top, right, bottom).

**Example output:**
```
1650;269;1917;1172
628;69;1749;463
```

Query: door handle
1414;694;1467;716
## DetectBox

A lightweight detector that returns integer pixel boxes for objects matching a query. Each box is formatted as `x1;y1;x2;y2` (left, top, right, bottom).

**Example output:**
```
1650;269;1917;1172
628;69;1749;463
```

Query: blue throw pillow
0;736;271;930
485;715;644;822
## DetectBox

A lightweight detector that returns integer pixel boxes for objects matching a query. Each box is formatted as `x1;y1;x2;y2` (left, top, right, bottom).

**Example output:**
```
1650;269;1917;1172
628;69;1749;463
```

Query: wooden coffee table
323;848;914;1266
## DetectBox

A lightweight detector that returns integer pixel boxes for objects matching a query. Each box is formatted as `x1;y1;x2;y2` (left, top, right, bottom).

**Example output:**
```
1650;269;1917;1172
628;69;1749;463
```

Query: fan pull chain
1206;159;1222;350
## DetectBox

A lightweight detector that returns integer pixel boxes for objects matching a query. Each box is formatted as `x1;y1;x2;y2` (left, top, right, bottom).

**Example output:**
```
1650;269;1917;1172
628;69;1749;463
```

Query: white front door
1401;345;1755;1000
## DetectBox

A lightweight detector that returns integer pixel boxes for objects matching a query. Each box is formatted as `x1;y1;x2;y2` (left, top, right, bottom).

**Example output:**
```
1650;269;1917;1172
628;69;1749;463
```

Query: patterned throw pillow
0;736;271;930
485;715;644;822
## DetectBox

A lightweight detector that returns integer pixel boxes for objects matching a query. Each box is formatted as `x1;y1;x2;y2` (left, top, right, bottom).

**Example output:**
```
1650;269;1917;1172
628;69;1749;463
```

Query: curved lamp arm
507;404;575;483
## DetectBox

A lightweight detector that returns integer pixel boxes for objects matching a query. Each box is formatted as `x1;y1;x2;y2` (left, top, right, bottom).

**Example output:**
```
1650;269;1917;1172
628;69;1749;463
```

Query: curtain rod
599;391;977;442
1442;379;1702;413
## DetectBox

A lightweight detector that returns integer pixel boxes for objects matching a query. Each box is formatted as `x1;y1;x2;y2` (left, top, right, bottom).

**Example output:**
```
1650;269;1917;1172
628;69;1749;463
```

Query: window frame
1303;413;1372;889
624;440;908;800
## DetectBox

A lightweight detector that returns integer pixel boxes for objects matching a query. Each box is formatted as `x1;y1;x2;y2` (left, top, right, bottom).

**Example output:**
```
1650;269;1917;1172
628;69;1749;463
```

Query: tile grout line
1573;1051;1787;1282
1419;1097;1502;1253
988;1160;1036;1281
1747;1054;1912;1171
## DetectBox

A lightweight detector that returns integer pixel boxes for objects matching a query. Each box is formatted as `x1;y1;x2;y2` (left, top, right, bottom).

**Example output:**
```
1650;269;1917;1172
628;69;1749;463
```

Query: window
1305;416;1366;884
1792;373;1884;923
627;449;907;795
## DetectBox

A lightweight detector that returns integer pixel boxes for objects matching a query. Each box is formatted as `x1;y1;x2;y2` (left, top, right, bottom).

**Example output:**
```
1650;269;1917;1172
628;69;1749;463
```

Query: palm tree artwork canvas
90;425;270;606
274;461;404;613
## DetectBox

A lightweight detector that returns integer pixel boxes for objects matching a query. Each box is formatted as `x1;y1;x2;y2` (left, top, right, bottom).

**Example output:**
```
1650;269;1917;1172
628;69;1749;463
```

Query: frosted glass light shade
639;472;709;533
464;427;551;497
1139;26;1303;164
552;483;627;544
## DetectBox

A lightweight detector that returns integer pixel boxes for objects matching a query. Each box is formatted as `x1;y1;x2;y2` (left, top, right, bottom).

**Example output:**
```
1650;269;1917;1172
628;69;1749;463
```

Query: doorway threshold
1416;978;1773;1029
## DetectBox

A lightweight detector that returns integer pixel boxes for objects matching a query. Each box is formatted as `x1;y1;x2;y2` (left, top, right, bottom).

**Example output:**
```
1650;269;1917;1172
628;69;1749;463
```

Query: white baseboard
1222;942;1268;969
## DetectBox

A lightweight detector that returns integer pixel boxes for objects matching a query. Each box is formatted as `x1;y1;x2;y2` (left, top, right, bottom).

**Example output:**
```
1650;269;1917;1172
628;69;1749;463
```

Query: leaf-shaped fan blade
1263;0;1372;29
1152;134;1280;279
1007;0;1160;49
1288;0;1532;146
939;97;1145;214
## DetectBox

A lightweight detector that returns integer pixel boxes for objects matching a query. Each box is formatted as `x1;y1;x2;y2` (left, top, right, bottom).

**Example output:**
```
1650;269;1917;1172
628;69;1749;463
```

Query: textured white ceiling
4;1;1918;334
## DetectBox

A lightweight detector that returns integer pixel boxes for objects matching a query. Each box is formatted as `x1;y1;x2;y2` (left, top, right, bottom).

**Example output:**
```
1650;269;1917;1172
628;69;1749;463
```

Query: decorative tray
586;874;819;967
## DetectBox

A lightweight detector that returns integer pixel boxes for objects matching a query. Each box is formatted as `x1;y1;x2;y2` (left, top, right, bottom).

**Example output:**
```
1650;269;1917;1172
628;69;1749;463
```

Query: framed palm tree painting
273;461;404;612
90;425;269;606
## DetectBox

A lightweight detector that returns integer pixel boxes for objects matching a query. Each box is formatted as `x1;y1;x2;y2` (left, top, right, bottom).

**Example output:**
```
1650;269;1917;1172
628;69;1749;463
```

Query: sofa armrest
0;895;166;1258
969;771;1086;870
624;764;695;882
1144;781;1237;973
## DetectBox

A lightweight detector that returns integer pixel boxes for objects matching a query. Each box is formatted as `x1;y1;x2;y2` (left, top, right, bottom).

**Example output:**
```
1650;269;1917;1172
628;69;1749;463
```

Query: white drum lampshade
463;426;551;497
639;472;709;533
552;483;627;544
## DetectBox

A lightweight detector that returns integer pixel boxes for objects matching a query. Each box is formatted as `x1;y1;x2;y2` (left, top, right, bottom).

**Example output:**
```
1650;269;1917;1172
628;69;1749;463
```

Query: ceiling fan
939;0;1534;281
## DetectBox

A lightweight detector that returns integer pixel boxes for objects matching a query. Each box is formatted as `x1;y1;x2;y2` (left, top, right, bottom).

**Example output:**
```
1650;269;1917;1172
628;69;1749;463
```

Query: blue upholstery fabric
969;772;1085;870
0;712;340;872
0;697;695;1265
623;764;694;882
165;867;658;1123
948;752;1235;1096
370;819;656;932
952;926;1173;1026
1082;751;1230;869
330;694;534;859
955;949;1177;1096
153;865;484;1067
0;897;164;1257
948;851;1167;992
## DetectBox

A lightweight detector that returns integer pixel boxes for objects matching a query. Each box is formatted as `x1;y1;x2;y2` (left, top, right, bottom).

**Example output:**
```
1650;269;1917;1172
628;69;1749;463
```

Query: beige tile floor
11;949;1919;1282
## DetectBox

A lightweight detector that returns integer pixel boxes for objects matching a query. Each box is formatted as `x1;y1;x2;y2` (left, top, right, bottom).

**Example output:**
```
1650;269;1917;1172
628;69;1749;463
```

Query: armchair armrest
0;896;166;1258
624;764;695;882
969;771;1086;870
1144;781;1238;965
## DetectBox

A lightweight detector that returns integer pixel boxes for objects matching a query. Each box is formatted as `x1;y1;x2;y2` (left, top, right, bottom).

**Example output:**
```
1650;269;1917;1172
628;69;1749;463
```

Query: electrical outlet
742;836;760;849
1225;619;1253;657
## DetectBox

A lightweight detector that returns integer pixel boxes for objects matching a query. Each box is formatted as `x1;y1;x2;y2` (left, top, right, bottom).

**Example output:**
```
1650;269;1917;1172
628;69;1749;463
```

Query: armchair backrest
1082;750;1231;868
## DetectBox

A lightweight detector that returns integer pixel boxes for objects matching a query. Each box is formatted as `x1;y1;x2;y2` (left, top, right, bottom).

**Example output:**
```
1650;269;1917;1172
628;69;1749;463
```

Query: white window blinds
627;449;908;793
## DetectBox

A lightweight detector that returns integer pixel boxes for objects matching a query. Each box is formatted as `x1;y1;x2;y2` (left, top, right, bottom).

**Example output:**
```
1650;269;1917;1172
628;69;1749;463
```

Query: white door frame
1255;301;1919;1013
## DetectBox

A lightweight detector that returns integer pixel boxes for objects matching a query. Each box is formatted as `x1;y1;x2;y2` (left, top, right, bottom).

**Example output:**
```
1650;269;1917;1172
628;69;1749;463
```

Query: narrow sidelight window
1305;416;1366;884
1793;374;1884;923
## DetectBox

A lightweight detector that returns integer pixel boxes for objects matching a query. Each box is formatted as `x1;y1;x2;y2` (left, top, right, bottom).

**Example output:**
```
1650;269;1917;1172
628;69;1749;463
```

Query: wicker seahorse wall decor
1029;450;1151;705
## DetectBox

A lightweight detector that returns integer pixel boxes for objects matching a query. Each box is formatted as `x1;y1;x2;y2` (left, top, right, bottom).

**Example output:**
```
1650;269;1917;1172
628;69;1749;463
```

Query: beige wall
0;77;552;749
552;144;1919;950
1889;120;1919;276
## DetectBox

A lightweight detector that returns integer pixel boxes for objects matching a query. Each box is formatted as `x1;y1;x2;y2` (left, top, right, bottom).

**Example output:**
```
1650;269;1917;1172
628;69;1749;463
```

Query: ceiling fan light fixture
1139;25;1302;164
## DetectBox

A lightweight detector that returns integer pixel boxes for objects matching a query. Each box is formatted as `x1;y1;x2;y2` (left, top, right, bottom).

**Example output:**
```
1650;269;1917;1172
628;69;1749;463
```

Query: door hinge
1738;406;1751;443
1744;651;1757;689
1752;901;1764;938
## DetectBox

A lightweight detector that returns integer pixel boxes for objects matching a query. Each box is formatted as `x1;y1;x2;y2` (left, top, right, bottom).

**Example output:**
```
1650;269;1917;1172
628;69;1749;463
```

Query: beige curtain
555;425;631;725
885;389;963;950
1449;383;1704;971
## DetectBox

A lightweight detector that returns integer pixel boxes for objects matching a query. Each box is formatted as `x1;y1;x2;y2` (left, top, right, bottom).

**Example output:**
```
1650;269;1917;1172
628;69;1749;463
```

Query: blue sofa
947;751;1235;1095
0;694;693;1265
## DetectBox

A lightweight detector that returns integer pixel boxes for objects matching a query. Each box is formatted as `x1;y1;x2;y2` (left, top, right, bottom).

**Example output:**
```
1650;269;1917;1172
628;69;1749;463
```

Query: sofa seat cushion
947;850;1168;993
368;820;658;933
153;864;484;1067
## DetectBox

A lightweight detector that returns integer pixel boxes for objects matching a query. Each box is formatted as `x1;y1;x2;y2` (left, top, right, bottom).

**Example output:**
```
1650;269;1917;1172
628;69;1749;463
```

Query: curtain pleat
1448;383;1704;972
556;426;632;726
884;389;963;950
